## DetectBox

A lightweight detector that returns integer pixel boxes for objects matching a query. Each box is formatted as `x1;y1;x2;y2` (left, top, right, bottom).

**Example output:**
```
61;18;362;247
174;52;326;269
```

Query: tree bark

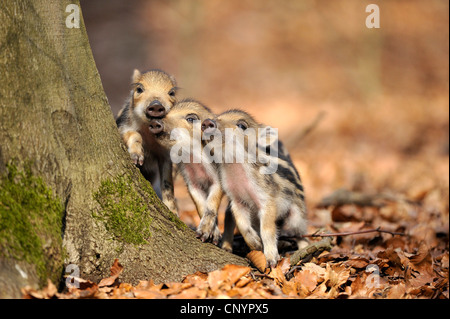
0;0;245;298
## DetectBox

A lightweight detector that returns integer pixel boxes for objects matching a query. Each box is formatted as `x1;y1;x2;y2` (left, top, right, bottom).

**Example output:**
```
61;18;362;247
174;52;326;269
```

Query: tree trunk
0;0;245;298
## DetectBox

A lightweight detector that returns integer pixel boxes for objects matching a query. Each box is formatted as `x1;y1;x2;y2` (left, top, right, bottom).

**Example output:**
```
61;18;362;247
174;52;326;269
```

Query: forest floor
23;97;449;299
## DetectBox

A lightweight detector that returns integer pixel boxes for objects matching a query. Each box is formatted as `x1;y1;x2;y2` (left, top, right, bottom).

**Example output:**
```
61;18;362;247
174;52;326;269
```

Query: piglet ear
132;69;141;82
169;74;177;86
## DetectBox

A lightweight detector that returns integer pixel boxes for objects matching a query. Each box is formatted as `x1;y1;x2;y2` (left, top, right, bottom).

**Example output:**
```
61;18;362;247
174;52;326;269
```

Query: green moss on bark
92;175;155;245
92;171;187;246
0;162;64;285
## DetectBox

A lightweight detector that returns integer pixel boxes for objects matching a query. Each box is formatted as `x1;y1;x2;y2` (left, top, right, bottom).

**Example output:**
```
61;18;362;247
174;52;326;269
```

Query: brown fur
151;99;223;244
204;109;308;267
116;69;178;214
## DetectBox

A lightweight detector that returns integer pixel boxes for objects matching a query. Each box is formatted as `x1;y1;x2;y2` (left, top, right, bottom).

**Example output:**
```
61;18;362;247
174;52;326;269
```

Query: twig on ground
289;237;333;268
300;227;406;238
279;227;405;243
284;227;406;271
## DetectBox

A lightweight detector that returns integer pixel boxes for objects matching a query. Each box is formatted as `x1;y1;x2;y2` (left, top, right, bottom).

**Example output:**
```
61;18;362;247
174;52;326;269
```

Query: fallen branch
279;227;406;243
300;227;406;238
289;237;333;267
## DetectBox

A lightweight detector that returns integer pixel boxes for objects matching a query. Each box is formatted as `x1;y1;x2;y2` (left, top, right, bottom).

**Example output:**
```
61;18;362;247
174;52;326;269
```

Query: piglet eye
186;114;198;123
168;88;176;97
136;87;143;94
237;122;247;131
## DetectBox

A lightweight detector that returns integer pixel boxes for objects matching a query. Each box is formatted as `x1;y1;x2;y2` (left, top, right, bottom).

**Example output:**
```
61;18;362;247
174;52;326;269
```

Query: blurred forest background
80;0;448;243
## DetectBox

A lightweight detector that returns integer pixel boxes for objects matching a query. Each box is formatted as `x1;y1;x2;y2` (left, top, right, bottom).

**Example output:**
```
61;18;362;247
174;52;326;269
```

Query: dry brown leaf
409;242;432;266
75;285;101;298
183;271;208;281
407;285;435;298
440;253;449;269
301;262;327;282
227;287;245;298
379;247;404;269
207;269;227;292
160;282;192;296
135;280;153;289
278;257;291;275
345;257;370;269
133;289;166;299
233;286;258;298
281;280;299;297
247;250;267;273
118;282;133;292
294;269;319;293
22;279;58;299
325;264;350;289
98;259;124;287
183;271;209;289
45;279;58;297
385;236;407;249
317;252;348;263
386;283;407;299
206;264;251;294
76;277;98;290
268;266;286;286
222;264;251;286
309;281;329;298
257;287;277;298
348;273;378;298
235;276;252;288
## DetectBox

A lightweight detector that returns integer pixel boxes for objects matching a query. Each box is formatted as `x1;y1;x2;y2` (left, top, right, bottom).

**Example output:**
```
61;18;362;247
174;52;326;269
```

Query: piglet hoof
265;253;280;269
196;226;221;246
195;230;206;242
211;226;221;246
130;152;144;166
221;242;233;253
